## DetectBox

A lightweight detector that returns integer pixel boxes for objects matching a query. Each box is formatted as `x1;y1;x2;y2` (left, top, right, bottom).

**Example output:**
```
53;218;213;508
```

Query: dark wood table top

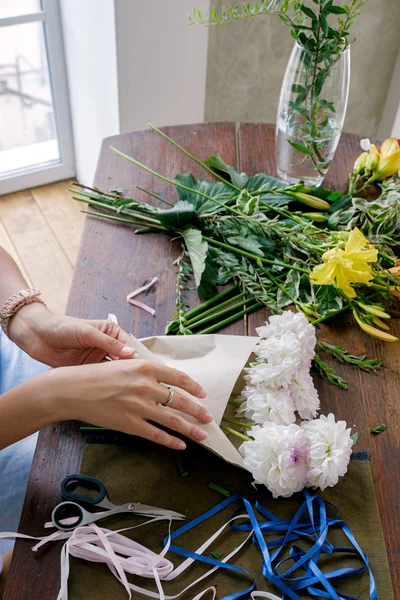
5;123;399;599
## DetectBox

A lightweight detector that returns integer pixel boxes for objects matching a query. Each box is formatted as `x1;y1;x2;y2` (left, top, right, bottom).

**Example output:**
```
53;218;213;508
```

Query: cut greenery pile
72;125;400;389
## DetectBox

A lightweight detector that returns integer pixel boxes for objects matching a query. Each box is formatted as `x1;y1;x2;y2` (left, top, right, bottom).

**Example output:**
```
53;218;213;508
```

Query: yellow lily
310;228;378;298
368;138;400;181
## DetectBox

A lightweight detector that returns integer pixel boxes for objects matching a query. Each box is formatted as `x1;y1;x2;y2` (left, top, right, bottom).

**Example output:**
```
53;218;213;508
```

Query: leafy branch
316;341;383;373
166;246;193;335
313;352;348;389
191;0;365;176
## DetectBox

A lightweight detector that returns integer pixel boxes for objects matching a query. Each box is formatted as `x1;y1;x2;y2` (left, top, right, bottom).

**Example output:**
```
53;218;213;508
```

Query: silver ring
162;387;174;406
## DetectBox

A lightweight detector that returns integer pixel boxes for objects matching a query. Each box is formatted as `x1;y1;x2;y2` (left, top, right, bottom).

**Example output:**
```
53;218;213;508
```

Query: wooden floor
0;180;85;314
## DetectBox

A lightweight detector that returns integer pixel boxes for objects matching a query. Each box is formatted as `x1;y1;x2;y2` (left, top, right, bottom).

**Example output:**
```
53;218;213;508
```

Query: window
0;0;74;194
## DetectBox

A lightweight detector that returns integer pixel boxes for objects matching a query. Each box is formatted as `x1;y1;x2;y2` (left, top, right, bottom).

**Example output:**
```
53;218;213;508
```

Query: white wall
378;47;400;139
114;0;209;134
60;0;119;185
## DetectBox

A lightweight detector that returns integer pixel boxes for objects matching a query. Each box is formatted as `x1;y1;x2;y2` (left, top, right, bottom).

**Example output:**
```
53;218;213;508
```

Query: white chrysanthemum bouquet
226;312;354;498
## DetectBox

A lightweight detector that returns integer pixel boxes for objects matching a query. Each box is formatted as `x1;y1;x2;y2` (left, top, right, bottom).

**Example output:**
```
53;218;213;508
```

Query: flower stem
198;302;263;334
259;201;307;224
185;285;239;319
185;292;246;327
222;417;252;430
311;305;350;325
136;185;174;206
202;236;309;274
148;124;240;192
110;146;243;217
73;195;163;227
189;296;252;330
167;285;240;332
80;210;168;233
228;399;243;408
220;424;251;442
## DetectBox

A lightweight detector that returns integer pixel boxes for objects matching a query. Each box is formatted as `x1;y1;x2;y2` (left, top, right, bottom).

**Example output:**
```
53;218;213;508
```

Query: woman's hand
8;302;135;367
50;359;212;450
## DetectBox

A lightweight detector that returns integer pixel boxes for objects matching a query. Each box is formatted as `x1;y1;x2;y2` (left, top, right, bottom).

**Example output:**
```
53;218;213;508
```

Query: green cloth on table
69;438;394;599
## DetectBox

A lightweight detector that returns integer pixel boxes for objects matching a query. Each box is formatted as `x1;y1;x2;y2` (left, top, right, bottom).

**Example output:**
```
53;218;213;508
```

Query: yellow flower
310;228;378;298
352;138;400;182
368;138;400;181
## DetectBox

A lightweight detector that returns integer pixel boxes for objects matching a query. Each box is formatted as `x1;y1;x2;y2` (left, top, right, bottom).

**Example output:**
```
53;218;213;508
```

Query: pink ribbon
127;277;158;316
0;512;282;600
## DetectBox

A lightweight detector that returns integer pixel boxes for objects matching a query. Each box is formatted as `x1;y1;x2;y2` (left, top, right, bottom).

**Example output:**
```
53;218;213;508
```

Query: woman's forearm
0;370;59;449
0;247;28;307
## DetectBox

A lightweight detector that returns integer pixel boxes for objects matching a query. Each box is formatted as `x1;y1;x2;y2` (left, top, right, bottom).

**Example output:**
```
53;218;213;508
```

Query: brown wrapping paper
128;334;258;468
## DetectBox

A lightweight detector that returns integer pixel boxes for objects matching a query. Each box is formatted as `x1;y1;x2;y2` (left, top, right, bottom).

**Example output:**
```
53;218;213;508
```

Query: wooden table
5;123;399;599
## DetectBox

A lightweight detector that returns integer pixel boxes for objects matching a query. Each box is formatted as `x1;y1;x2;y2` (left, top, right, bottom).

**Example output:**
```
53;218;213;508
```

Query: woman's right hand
47;359;212;450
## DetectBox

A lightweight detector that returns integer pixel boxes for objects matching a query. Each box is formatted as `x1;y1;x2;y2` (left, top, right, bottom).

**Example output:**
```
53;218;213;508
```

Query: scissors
46;474;185;531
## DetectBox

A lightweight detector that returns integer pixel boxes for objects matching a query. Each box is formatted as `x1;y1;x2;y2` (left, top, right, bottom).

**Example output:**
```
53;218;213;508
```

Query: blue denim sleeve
0;330;49;564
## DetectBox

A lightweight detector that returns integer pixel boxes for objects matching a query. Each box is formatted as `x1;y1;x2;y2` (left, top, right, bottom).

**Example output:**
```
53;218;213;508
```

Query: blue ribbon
164;490;377;600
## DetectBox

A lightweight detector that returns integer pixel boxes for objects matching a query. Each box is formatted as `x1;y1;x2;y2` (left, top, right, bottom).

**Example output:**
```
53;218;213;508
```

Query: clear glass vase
275;42;350;187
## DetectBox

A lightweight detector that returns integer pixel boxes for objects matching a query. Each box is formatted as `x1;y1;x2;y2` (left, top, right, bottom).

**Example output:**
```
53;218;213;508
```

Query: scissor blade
130;503;185;520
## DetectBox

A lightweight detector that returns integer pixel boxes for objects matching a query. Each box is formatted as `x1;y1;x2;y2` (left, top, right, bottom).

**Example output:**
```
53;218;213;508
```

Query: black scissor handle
61;474;106;506
52;501;85;531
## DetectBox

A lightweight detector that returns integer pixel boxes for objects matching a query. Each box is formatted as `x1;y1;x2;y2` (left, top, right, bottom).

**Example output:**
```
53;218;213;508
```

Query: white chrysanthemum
249;332;302;389
301;413;353;491
241;384;296;425
256;311;316;365
240;423;310;498
290;370;320;421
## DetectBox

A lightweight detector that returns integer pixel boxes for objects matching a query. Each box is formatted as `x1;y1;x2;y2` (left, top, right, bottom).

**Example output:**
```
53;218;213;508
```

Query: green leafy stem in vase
190;0;365;176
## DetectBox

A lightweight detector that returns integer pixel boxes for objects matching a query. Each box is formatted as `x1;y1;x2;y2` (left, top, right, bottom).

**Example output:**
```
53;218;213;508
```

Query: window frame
0;0;75;195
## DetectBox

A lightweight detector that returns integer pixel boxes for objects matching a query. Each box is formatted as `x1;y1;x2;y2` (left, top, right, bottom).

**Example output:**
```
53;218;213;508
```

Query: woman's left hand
8;302;135;367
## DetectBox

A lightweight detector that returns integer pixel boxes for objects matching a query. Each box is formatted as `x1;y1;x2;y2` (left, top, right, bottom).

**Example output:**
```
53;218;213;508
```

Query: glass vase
275;42;350;187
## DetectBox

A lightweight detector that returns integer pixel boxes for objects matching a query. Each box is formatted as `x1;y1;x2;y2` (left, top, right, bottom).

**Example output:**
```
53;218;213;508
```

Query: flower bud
288;192;330;210
353;310;398;342
353;152;368;174
302;212;327;223
365;146;380;171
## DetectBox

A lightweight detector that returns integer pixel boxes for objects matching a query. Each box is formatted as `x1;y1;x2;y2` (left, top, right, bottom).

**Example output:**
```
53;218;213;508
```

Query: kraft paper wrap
127;334;259;468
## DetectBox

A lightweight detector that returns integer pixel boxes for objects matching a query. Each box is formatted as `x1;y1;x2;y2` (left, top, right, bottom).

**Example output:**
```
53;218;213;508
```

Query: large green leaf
246;174;287;195
277;270;301;308
259;193;292;207
157;201;195;229
182;228;208;288
204;155;249;189
225;233;264;256
174;174;235;215
175;174;197;202
198;254;219;299
314;284;343;316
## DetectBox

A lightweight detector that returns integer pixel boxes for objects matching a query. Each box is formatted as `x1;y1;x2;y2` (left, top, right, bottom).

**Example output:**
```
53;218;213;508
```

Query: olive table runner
69;439;394;599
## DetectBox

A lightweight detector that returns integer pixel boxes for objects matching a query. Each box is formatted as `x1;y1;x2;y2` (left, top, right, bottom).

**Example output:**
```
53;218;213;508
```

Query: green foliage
166;247;193;336
157;200;195;228
190;0;365;175
182;228;208;287
174;174;234;215
313;353;348;389
204;156;249;189
329;180;400;245
350;432;359;445
317;341;383;373
370;424;386;434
